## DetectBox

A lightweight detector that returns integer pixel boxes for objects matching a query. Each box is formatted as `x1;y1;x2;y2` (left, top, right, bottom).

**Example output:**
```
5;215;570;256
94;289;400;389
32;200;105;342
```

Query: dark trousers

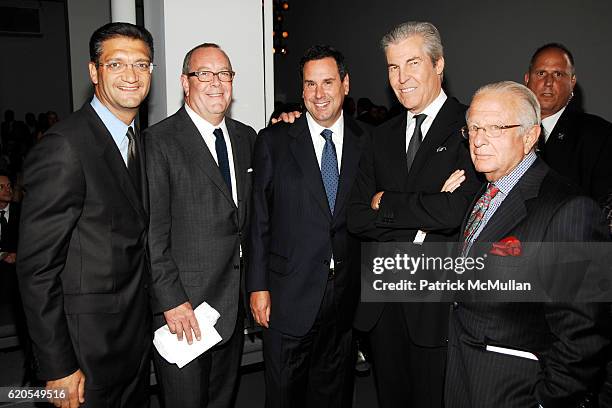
263;278;353;408
153;314;244;408
368;303;446;408
82;341;151;408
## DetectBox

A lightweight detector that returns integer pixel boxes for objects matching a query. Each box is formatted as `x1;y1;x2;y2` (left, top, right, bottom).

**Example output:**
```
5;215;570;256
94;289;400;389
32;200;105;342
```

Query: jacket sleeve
145;131;188;314
535;196;611;406
376;139;482;231
17;133;81;381
246;131;274;292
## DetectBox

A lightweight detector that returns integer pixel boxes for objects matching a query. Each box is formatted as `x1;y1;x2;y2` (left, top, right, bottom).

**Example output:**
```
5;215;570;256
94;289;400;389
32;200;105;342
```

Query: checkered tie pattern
462;183;499;255
320;128;339;214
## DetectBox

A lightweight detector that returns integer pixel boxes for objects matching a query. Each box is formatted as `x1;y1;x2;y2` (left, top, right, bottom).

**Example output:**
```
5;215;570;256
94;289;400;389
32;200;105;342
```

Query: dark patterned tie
462;183;500;255
213;128;232;195
536;124;546;158
126;126;141;189
320;129;339;214
406;113;427;172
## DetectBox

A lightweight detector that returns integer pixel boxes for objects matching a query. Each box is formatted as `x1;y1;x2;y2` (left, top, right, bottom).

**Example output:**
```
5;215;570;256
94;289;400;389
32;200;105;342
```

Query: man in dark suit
17;22;154;408
524;43;612;205
145;43;256;408
248;45;368;407
347;21;481;407
0;172;32;384
445;81;610;408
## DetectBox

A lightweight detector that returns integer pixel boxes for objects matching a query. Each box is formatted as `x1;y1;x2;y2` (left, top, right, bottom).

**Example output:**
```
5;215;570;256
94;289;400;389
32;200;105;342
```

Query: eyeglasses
461;124;522;139
0;183;12;192
98;61;155;74
187;70;235;82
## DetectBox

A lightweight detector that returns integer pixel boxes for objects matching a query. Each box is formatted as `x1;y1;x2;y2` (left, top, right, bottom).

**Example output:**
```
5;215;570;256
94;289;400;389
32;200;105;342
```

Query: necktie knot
321;128;333;142
214;128;224;140
413;113;427;129
485;184;500;200
126;126;135;142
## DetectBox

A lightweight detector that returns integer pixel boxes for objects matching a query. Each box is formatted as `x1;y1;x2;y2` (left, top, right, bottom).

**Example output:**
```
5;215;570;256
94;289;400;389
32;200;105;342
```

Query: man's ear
343;73;350;95
524;124;539;154
180;75;190;98
523;72;530;86
435;57;445;75
88;62;99;85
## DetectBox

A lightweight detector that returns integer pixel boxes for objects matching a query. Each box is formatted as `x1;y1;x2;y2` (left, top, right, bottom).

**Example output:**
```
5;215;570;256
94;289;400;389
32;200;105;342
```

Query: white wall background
144;0;274;131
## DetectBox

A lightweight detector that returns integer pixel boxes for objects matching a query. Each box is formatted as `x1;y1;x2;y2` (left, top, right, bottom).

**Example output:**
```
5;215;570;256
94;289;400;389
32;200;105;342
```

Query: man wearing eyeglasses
144;43;256;408
17;22;154;408
445;81;610;408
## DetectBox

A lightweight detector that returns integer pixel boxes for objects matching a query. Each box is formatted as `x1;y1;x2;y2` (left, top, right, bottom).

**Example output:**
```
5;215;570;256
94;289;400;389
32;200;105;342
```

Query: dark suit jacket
0;202;20;252
247;115;369;337
446;159;610;408
17;104;151;387
541;108;612;205
347;97;483;345
144;107;256;343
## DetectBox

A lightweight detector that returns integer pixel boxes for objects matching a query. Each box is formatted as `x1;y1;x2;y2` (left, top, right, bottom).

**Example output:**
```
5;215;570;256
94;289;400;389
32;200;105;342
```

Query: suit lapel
85;105;147;222
474;159;546;245
289;117;332;221
386;114;411;188
334;117;363;220
226;118;248;225
176;108;235;207
407;98;464;184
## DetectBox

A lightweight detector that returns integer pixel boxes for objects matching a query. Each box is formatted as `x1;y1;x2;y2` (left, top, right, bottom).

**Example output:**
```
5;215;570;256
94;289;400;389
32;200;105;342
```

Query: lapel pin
436;146;447;152
557;132;565;140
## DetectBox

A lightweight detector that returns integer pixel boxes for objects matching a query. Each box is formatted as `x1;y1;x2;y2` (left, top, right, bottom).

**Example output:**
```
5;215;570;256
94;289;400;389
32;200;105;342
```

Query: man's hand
270;111;301;125
250;291;271;328
46;368;85;408
163;301;201;344
441;169;465;193
371;191;384;210
2;252;16;264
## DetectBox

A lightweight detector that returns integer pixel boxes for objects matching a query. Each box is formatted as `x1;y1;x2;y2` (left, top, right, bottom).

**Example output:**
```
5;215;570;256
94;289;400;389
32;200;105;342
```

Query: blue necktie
320;128;339;214
213;128;232;195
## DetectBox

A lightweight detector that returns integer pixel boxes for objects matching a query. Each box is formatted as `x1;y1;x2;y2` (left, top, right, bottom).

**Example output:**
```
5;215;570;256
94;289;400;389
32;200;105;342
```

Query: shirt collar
184;103;227;136
541;106;565;142
305;111;344;139
90;95;134;145
407;89;447;123
493;151;537;195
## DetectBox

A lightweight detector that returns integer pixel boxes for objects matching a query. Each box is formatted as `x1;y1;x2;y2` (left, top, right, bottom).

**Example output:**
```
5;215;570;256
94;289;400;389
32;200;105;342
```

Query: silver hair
380;21;444;66
470;81;541;129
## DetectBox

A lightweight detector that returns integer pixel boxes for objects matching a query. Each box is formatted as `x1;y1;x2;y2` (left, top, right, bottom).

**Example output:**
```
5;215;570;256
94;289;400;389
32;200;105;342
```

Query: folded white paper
153;302;223;368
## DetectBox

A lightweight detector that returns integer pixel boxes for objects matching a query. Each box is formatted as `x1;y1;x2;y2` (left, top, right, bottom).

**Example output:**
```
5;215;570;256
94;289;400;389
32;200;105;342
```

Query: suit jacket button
233;264;239;270
452;302;459;309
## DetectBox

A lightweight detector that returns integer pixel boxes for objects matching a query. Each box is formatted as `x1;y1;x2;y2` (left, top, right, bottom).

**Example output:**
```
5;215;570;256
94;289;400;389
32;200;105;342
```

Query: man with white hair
445;81;610;408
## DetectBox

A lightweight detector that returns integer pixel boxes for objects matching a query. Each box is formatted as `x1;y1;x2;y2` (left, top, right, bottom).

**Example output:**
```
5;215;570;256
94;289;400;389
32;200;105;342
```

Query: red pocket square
490;236;522;256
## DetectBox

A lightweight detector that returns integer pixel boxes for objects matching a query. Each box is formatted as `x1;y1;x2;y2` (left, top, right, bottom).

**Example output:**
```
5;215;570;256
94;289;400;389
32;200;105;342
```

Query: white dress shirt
405;89;448;151
305;111;344;172
185;104;238;206
540;106;566;143
305;111;345;268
